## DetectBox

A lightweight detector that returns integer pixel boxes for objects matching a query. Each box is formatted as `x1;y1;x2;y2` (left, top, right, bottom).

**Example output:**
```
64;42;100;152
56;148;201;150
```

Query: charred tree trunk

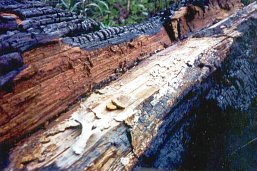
0;0;242;145
1;1;257;170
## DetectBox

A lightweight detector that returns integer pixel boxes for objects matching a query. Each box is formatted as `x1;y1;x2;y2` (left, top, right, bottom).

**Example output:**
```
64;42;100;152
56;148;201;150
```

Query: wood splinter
106;95;129;111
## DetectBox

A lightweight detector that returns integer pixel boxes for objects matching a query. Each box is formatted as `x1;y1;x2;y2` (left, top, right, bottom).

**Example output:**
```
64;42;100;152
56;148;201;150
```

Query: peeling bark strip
5;2;257;170
0;0;242;144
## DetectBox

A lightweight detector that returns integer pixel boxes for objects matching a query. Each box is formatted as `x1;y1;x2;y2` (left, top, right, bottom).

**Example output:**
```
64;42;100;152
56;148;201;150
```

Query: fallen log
4;2;257;170
0;0;242;144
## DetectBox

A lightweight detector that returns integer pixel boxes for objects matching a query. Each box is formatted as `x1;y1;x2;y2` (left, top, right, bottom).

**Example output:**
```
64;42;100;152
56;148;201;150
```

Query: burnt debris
0;0;230;89
0;0;99;89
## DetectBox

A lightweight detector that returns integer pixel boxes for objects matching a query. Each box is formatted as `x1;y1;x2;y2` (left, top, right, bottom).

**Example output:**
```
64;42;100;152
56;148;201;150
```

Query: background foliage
43;0;256;27
241;0;255;5
44;0;178;27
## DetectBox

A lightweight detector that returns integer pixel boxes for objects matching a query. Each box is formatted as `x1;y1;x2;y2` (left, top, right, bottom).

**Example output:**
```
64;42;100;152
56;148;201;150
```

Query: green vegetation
241;0;255;5
44;0;256;27
44;0;175;27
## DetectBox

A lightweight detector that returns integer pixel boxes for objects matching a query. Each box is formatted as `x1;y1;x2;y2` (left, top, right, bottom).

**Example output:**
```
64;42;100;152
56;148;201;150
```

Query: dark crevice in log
163;19;177;41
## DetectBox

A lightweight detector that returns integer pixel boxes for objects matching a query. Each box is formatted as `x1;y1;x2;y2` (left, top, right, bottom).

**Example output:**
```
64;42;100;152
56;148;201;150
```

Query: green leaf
142;11;148;16
137;4;146;10
104;10;111;14
61;0;69;9
70;2;81;12
86;3;103;16
96;0;109;10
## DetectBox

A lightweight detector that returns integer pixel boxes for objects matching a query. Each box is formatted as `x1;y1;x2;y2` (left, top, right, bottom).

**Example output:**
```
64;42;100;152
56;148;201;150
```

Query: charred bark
2;2;257;170
0;0;242;145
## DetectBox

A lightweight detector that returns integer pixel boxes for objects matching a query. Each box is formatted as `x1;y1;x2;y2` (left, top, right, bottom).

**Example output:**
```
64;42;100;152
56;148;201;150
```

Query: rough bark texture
0;0;242;144
4;2;257;170
137;6;257;169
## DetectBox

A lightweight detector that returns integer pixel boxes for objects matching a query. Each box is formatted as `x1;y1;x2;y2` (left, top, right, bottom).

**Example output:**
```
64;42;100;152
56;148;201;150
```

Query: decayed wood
5;2;257;170
165;0;243;40
0;27;171;144
0;0;242;144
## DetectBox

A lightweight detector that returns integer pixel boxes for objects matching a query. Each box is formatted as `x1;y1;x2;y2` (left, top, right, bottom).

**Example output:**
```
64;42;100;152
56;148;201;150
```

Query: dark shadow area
0;144;10;170
134;17;257;171
180;98;257;170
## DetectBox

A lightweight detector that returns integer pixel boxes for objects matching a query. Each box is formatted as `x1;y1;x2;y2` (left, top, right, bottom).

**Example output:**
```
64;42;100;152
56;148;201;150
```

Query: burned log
2;2;257;170
0;0;242;145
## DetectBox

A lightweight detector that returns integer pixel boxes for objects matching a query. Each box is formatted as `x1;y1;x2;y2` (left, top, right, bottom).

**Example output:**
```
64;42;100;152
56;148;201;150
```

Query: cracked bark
0;0;242;144
3;2;257;170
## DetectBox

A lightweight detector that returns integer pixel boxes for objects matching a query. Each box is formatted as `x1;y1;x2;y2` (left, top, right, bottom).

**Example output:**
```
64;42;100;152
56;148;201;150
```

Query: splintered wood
6;2;257;170
0;0;242;144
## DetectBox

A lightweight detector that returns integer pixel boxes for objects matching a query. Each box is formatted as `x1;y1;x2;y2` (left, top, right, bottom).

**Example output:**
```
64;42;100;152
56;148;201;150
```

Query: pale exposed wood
6;2;257;170
0;0;243;144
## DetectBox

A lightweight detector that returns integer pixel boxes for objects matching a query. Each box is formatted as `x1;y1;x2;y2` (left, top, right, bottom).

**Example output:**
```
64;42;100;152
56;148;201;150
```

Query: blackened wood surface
5;2;257;170
0;0;242;144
